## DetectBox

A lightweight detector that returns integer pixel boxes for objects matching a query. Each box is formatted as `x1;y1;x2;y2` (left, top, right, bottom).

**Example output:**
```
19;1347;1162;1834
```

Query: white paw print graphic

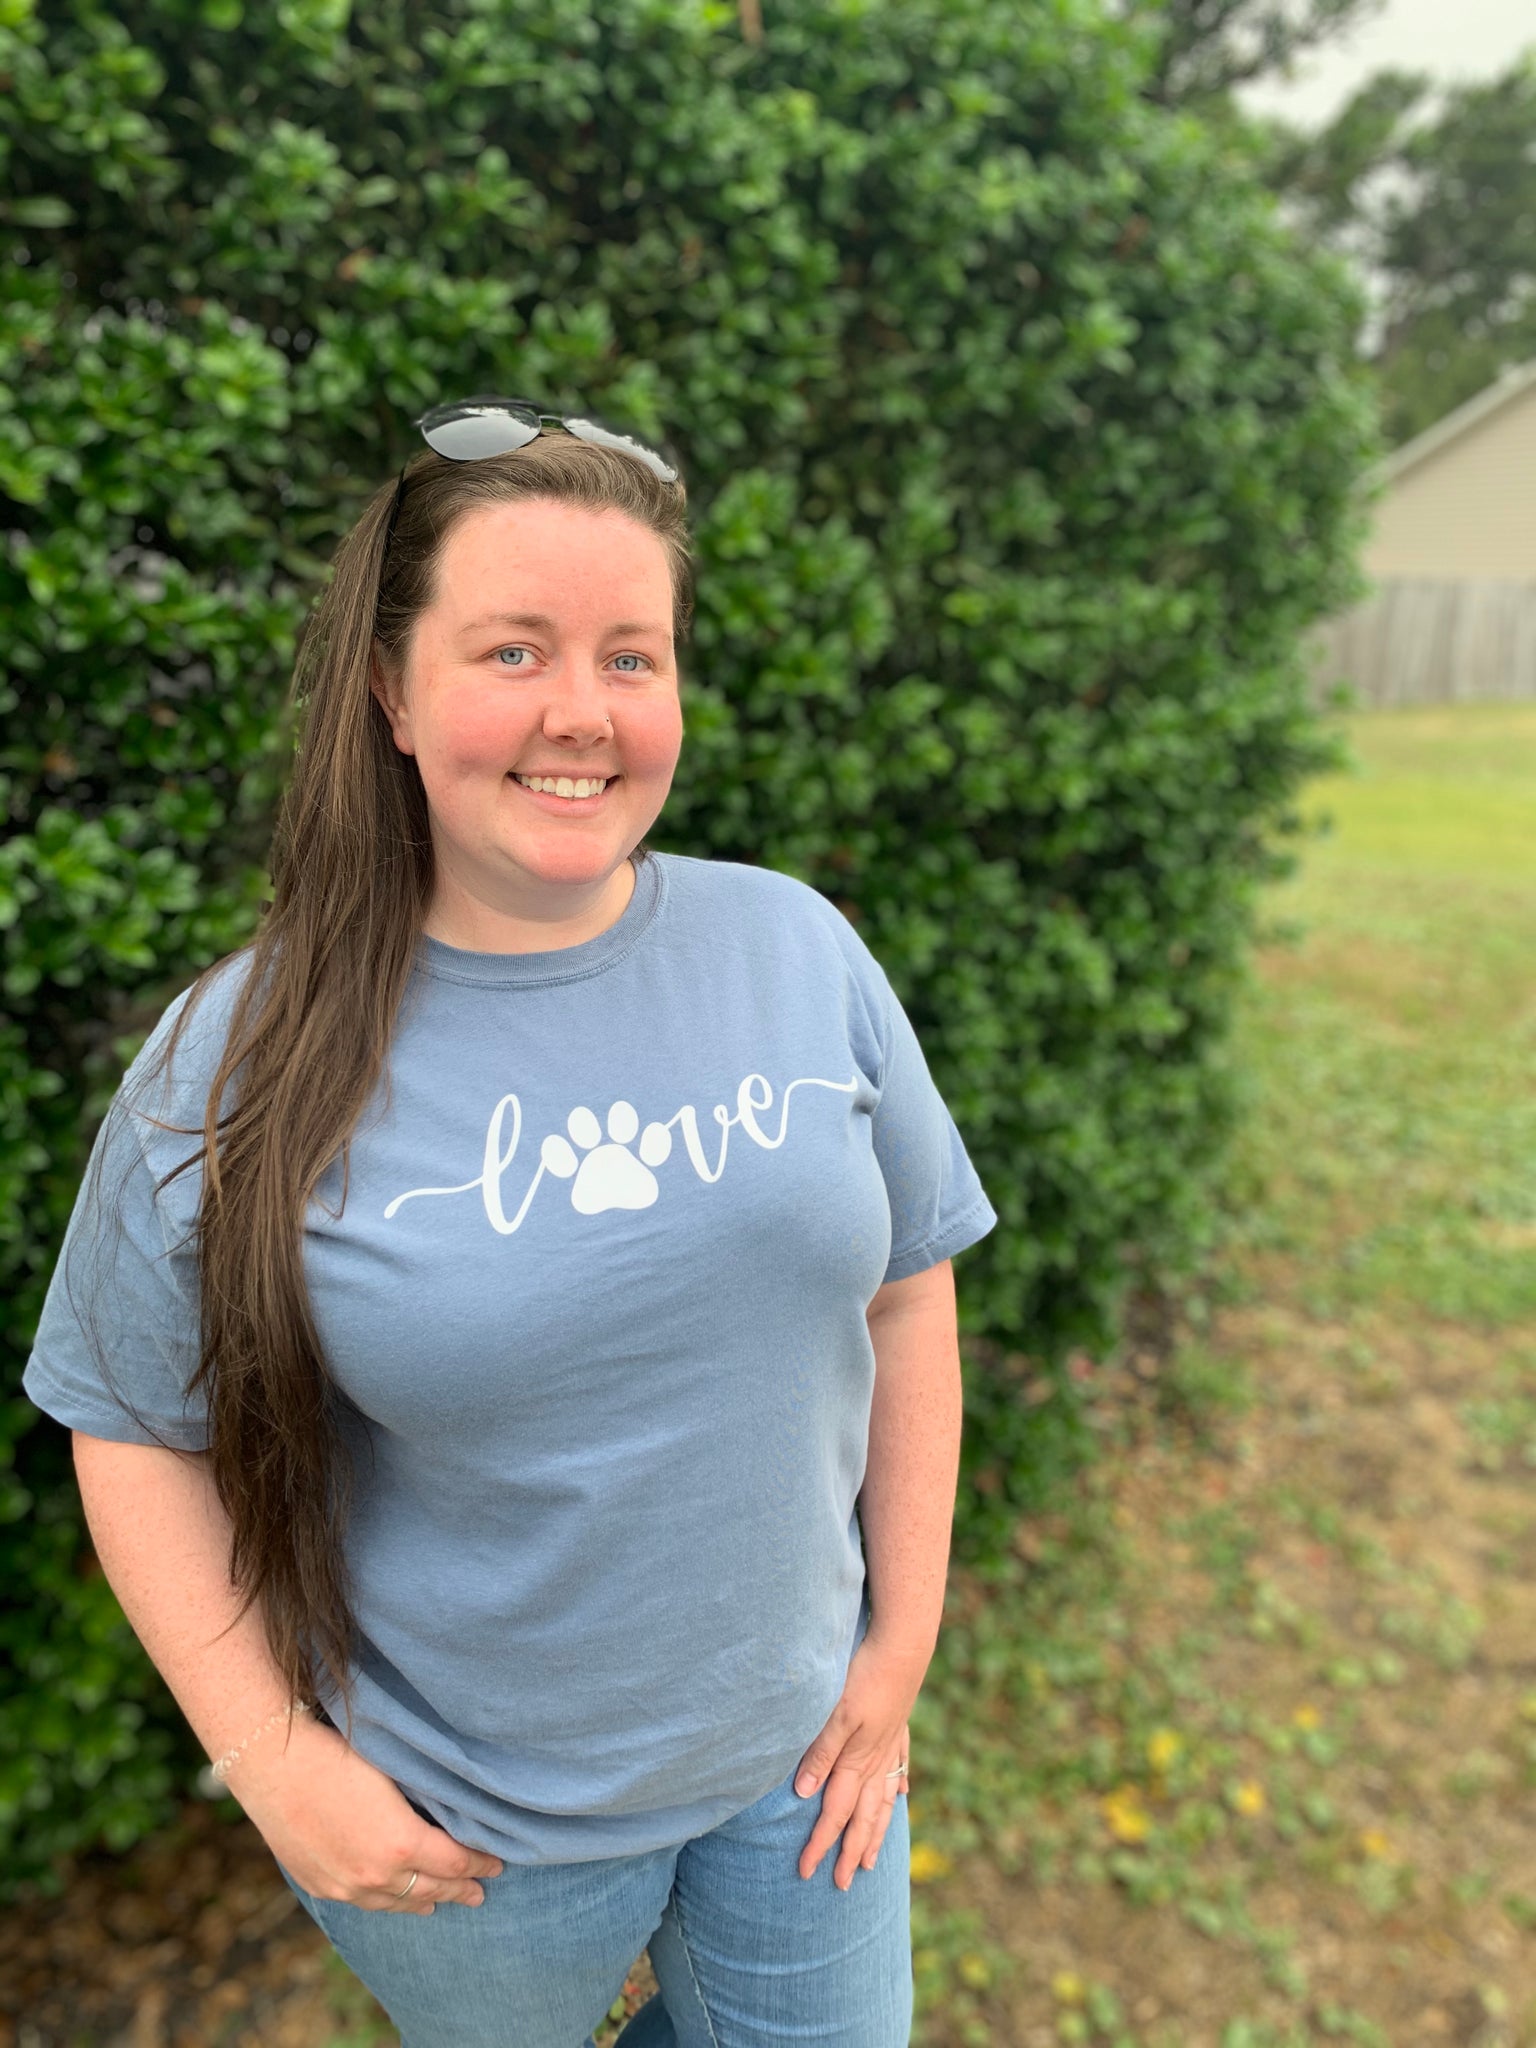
540;1101;674;1214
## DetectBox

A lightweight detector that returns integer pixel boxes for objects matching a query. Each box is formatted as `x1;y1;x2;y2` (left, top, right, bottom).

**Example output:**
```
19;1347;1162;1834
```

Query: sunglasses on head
381;394;680;554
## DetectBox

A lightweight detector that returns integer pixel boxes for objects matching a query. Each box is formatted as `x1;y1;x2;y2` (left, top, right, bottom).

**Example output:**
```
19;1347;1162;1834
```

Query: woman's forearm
857;1267;965;1663
71;1432;301;1769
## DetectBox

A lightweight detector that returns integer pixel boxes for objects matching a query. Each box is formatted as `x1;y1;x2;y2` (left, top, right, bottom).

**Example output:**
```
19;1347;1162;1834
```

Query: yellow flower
1146;1727;1183;1772
1100;1786;1151;1843
1230;1779;1267;1817
1358;1827;1392;1860
909;1841;953;1883
1292;1704;1322;1730
1051;1971;1086;2005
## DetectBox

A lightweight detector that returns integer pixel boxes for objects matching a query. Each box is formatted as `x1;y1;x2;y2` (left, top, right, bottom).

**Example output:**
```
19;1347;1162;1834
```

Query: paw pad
540;1101;673;1213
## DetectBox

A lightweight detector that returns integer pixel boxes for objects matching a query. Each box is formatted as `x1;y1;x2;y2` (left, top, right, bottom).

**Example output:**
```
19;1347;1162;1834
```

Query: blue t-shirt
23;851;997;1863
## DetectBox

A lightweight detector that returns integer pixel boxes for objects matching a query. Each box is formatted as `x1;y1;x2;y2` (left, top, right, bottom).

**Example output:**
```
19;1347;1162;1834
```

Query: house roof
1372;357;1536;486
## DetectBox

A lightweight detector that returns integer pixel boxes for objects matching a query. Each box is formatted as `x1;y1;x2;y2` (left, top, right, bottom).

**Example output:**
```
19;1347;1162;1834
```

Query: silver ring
394;1868;419;1898
885;1763;909;1779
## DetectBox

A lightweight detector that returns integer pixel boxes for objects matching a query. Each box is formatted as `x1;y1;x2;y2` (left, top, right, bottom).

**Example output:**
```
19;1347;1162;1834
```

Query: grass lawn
900;704;1536;2048
1225;702;1536;1328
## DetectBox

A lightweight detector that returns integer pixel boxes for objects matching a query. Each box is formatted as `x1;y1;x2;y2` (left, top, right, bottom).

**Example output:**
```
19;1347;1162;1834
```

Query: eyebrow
457;610;671;639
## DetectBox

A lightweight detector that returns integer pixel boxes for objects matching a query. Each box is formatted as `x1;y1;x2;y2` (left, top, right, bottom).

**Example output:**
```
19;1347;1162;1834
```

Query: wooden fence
1303;577;1536;707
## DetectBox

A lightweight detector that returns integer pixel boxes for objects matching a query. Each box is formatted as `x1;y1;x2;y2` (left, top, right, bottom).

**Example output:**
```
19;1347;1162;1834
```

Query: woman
23;396;997;2046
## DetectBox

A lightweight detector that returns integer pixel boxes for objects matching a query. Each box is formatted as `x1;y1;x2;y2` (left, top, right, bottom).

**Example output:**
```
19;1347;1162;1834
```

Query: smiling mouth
508;773;619;806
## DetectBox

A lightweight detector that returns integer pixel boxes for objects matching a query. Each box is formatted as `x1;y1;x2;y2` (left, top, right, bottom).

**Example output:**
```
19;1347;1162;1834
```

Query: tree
1118;2;1536;446
1114;0;1388;107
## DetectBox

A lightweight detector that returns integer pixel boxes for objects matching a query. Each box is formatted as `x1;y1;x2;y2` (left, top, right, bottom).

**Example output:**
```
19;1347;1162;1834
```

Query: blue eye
490;647;651;672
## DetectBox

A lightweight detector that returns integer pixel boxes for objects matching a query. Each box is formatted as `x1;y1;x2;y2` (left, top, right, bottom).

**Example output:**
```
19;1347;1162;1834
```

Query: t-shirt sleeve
21;1090;210;1452
867;958;998;1286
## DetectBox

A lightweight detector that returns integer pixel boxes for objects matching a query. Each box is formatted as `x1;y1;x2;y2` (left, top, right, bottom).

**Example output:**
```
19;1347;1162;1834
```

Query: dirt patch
0;1801;659;2046
921;1290;1536;2047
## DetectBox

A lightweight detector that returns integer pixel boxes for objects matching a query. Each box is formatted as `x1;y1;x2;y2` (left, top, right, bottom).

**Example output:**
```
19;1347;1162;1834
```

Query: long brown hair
75;434;694;1739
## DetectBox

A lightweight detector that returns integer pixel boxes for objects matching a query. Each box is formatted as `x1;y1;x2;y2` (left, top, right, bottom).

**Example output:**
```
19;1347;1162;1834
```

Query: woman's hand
222;1715;504;1916
792;1632;929;1889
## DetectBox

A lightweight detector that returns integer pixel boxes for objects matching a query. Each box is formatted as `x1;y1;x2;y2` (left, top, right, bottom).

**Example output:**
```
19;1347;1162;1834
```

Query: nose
541;678;613;745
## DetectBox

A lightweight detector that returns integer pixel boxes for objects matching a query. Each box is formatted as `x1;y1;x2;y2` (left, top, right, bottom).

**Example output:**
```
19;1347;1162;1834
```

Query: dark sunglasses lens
420;404;540;461
564;415;678;484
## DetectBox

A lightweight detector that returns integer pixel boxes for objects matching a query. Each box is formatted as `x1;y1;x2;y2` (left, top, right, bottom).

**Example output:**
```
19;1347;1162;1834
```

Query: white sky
1232;0;1536;131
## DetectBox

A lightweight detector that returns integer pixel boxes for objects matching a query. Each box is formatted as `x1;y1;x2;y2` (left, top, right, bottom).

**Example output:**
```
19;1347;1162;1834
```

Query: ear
369;641;415;756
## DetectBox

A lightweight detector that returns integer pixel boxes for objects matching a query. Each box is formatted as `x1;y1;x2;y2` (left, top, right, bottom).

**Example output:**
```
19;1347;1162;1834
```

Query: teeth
514;775;608;799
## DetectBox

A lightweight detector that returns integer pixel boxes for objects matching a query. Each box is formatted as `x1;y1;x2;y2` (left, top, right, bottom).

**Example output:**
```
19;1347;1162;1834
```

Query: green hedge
0;0;1382;1894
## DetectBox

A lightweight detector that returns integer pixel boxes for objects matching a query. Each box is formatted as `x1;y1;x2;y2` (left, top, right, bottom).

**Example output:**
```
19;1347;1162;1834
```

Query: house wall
1364;382;1536;579
1301;374;1536;702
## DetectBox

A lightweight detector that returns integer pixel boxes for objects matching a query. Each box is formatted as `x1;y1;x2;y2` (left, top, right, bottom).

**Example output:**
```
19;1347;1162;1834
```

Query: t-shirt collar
412;852;665;989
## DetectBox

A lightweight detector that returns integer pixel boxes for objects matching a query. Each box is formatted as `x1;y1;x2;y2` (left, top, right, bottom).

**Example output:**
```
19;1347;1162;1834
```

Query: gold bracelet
208;1701;313;1784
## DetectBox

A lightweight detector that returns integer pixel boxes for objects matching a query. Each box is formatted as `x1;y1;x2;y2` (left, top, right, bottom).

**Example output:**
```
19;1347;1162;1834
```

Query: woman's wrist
201;1710;344;1817
207;1703;313;1785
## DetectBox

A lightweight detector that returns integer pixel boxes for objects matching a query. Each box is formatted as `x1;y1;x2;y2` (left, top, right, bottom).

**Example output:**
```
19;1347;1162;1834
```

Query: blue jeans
274;1757;912;2047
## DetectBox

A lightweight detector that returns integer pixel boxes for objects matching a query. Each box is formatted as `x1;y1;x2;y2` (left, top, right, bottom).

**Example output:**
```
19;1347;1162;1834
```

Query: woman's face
370;498;683;933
